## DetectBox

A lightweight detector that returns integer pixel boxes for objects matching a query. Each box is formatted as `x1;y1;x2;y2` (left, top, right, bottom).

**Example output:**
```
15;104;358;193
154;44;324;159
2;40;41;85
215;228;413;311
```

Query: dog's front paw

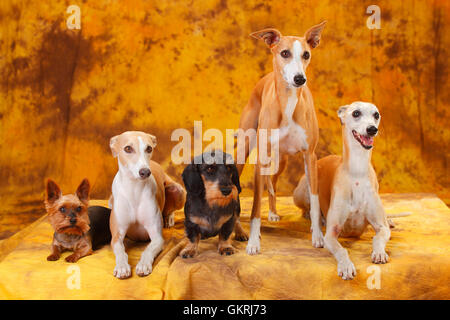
234;229;249;241
246;238;260;255
371;250;389;264
114;262;131;279
65;254;79;263
47;254;60;261
180;246;197;259
136;260;153;277
311;229;324;248
337;260;356;280
268;211;280;222
219;245;235;256
164;212;175;228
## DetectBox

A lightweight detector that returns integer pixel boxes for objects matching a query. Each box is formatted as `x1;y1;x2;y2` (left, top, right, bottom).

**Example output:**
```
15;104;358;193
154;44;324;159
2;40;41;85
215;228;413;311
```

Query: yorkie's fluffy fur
45;179;94;263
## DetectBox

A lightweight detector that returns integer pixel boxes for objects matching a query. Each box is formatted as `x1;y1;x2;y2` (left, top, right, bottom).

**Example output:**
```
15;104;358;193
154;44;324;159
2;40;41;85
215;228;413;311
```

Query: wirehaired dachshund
180;150;242;258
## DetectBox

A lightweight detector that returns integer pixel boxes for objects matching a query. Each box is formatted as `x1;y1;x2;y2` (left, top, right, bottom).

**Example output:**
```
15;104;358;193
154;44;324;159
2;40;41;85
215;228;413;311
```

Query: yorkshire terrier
45;179;111;263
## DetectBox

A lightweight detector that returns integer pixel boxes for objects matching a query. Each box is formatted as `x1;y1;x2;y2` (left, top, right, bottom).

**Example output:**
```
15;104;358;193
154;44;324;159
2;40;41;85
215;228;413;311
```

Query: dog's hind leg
162;181;186;228
246;162;264;255
304;152;324;248
293;175;311;218
267;154;288;222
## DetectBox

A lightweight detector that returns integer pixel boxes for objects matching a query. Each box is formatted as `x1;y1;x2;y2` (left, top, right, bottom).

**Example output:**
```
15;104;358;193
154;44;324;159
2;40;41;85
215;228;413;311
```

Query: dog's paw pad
136;261;153;277
47;254;60;261
65;254;79;263
219;246;235;256
311;230;324;248
268;212;280;222
114;263;132;279
337;260;356;280
371;251;389;264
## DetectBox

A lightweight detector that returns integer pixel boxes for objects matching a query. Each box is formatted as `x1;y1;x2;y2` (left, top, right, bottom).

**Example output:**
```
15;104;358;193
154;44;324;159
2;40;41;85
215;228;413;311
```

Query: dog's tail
387;212;412;218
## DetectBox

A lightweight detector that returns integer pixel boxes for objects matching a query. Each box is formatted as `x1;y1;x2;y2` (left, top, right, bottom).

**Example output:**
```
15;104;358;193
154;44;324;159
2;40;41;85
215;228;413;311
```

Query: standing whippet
294;102;397;280
235;22;327;254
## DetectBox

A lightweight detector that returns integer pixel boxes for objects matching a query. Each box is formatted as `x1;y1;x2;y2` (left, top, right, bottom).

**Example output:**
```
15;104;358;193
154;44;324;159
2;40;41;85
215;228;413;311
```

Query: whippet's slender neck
342;127;372;177
273;68;303;117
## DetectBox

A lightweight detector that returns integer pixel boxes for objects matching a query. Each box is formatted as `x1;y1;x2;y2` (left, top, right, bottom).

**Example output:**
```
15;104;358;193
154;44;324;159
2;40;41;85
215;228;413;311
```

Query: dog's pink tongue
362;135;374;146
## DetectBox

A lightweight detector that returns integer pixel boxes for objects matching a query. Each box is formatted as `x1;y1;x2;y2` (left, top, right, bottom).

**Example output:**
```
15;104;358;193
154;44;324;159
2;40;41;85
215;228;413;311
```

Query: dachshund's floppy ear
230;165;241;194
182;164;205;196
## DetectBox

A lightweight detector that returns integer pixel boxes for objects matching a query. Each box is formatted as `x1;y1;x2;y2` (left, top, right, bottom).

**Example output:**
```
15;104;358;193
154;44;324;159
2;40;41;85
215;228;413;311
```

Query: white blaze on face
126;136;151;178
282;40;306;86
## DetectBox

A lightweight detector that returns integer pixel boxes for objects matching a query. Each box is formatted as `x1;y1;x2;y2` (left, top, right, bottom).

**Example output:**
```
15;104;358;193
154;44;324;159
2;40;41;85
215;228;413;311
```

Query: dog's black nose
139;168;151;178
366;126;378;136
70;218;77;225
220;186;232;196
293;74;306;86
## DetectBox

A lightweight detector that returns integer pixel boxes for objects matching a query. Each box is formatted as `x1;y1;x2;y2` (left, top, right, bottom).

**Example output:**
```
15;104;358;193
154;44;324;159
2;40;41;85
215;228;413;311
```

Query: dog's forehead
58;194;83;206
118;132;154;147
349;102;379;114
277;36;308;51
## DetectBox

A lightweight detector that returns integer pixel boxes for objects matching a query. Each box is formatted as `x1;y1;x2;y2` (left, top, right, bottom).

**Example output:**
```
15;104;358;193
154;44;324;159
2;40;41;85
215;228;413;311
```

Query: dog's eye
280;50;291;58
59;207;66;213
302;51;310;60
124;146;133;153
75;206;82;213
374;112;380;120
352;110;361;118
146;146;152;153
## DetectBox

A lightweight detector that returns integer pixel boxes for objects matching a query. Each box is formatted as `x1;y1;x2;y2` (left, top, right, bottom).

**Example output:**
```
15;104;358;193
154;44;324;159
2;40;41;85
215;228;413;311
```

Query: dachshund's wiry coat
181;151;242;258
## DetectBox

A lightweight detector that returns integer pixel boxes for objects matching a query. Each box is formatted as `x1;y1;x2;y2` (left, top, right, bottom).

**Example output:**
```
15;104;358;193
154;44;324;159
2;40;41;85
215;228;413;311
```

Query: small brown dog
45;179;111;263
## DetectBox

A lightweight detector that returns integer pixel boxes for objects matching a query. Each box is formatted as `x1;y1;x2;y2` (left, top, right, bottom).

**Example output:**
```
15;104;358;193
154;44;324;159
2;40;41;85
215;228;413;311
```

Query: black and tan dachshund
180;150;242;258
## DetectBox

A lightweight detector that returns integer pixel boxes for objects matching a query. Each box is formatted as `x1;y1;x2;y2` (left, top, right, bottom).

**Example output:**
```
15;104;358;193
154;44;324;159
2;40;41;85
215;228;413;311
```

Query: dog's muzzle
366;126;378;137
293;74;306;87
139;168;151;179
219;186;232;196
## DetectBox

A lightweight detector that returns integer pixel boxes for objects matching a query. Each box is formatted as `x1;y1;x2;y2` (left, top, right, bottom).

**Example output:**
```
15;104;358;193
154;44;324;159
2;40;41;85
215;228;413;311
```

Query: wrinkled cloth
0;194;449;300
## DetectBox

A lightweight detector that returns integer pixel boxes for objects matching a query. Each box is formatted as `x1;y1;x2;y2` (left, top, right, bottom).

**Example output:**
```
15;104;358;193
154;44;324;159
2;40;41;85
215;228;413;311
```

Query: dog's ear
305;21;326;49
76;178;90;203
337;105;348;124
46;179;61;204
182;164;204;196
147;134;157;148
230;165;241;194
110;135;120;157
250;28;282;48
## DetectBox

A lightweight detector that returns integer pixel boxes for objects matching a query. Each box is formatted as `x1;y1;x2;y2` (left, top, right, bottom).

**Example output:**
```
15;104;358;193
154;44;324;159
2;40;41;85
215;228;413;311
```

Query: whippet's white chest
276;90;309;155
342;177;374;235
112;173;160;228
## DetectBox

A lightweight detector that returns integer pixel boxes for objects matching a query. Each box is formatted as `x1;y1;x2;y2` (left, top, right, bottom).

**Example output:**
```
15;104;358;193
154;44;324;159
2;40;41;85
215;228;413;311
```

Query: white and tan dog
294;102;400;280
109;131;185;279
235;22;327;254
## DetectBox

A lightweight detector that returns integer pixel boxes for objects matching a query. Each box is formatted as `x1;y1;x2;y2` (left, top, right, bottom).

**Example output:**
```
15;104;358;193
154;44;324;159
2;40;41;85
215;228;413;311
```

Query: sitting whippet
235;22;327;254
294;102;395;280
109;131;185;279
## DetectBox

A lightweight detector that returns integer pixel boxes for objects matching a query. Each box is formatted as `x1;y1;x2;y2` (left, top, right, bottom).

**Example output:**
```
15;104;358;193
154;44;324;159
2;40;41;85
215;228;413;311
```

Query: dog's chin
57;225;85;235
352;130;374;150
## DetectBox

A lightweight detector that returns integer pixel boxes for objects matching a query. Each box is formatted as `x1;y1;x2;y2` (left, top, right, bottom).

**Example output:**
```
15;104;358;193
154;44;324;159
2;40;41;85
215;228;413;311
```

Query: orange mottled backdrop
0;0;449;238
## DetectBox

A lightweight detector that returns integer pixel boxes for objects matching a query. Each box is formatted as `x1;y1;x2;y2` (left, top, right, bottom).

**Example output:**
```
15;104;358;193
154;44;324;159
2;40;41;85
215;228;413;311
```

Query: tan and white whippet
235;22;327;254
109;131;185;279
294;102;403;280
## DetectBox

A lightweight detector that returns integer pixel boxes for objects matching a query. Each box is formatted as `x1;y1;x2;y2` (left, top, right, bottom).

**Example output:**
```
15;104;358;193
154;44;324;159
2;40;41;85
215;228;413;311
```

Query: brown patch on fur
202;177;238;207
190;216;210;229
215;214;233;230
